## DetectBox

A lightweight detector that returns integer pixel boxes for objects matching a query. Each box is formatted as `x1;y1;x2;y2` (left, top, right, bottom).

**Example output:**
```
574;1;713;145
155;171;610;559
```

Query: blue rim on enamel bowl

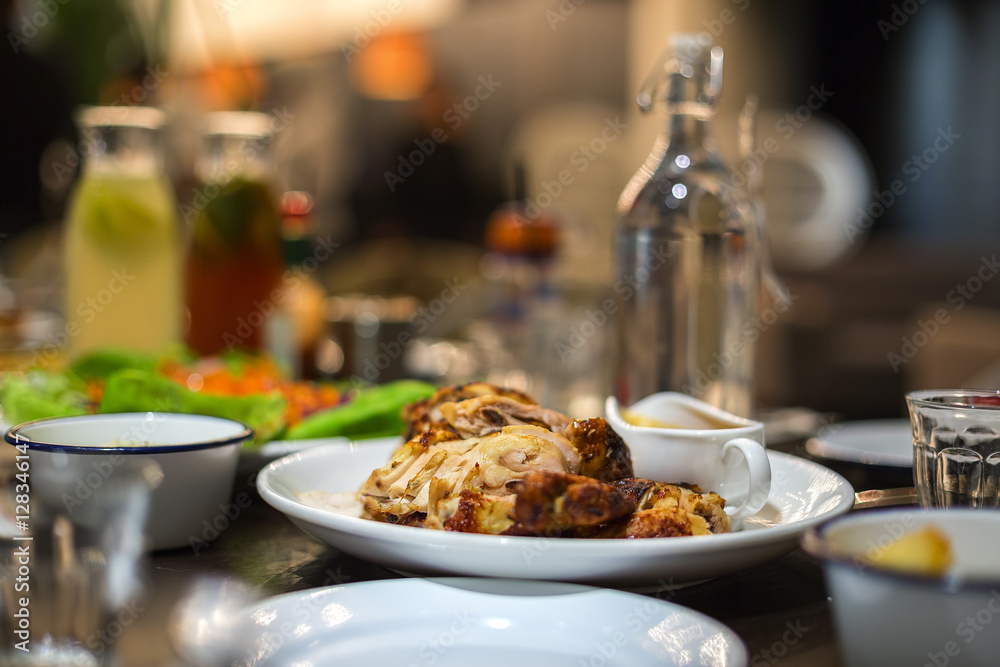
4;412;254;455
801;508;1000;592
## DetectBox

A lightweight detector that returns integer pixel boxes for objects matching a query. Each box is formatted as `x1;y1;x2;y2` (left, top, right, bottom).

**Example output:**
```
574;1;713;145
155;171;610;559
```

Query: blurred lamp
168;0;461;69
350;32;433;101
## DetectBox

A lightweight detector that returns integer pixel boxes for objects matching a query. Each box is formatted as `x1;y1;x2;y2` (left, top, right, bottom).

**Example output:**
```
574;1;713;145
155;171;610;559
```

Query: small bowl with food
5;412;252;550
802;508;1000;667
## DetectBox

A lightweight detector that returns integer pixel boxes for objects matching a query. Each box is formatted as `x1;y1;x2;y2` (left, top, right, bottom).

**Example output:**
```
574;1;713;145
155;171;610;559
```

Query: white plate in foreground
257;438;855;586
205;578;749;666
805;419;912;468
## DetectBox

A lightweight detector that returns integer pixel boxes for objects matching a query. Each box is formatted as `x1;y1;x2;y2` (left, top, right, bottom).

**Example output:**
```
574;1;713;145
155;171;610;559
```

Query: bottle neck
643;48;722;168
80;125;164;177
651;109;721;171
199;133;273;184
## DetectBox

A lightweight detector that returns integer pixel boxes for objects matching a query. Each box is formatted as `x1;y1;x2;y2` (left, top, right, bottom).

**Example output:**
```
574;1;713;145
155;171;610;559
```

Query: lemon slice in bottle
74;174;173;255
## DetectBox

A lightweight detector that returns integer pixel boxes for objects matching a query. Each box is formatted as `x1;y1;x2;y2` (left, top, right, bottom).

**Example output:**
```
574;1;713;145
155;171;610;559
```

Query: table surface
22;438;911;666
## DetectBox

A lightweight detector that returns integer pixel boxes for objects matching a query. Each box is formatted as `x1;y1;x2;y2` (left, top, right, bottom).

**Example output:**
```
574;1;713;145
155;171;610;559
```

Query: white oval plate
805;419;912;468
202;578;749;666
257;438;855;586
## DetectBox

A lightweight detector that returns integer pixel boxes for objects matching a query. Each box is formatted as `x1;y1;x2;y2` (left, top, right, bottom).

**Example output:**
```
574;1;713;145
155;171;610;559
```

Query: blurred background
2;0;999;421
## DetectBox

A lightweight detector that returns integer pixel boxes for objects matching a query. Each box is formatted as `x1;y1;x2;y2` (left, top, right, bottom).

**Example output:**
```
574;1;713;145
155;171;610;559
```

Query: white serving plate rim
257;438;855;582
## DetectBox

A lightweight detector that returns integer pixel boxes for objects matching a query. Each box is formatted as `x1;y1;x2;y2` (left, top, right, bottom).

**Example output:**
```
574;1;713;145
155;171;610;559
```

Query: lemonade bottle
64;107;182;359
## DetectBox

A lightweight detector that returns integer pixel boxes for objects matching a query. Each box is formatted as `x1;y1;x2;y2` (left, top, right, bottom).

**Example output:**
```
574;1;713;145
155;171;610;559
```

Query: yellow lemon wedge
866;526;953;576
73;174;175;255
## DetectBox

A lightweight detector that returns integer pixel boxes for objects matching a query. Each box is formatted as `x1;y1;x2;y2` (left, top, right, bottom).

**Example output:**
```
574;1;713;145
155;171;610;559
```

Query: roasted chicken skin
592;479;730;537
424;471;634;536
562;418;633;482
359;424;577;524
401;382;537;439
399;382;632;482
439;394;573;438
419;472;728;539
508;471;635;535
358;384;729;539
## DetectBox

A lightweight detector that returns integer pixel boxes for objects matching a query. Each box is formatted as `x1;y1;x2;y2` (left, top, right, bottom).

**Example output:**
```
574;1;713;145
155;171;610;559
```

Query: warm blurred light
168;0;462;70
350;32;432;101
199;64;265;111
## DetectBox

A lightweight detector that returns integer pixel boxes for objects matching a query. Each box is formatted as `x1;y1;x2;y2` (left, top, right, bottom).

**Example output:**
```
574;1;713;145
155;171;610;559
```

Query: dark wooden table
95;440;908;666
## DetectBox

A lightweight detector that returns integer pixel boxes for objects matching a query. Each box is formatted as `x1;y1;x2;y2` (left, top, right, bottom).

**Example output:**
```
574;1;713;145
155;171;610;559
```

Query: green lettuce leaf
286;380;435;440
98;369;286;446
0;371;89;426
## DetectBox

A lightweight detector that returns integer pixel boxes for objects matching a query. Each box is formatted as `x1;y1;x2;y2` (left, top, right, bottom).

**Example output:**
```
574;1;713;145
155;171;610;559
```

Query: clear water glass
907;389;1000;508
0;455;161;665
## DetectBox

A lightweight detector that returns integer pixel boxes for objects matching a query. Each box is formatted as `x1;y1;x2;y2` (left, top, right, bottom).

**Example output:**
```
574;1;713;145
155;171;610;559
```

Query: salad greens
69;345;193;382
286;380;435;440
99;369;287;444
0;371;88;424
0;347;437;447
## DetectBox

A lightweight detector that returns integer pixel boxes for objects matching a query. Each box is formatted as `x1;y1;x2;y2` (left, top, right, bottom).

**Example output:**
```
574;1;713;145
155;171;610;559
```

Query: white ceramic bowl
802;509;1000;667
5;412;252;550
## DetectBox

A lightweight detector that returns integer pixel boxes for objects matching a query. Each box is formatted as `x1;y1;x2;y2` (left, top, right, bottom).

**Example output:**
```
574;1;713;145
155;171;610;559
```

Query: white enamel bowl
802;509;1000;667
5;412;252;550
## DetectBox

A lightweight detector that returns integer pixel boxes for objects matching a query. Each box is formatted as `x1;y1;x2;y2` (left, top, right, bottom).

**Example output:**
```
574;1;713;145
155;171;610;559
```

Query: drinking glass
907;389;1000;508
0;455;161;665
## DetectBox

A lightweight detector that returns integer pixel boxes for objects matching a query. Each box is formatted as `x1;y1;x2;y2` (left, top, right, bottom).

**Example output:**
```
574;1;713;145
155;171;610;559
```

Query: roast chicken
358;383;731;538
400;382;540;439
